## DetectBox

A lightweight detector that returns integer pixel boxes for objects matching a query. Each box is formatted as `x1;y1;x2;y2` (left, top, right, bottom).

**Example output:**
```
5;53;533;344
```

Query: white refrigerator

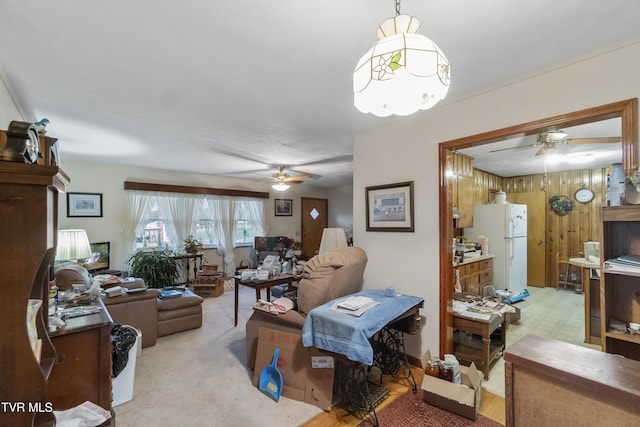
465;203;528;293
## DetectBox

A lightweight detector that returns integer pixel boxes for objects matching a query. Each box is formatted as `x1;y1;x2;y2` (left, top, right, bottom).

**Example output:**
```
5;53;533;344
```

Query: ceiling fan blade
488;143;537;154
284;173;311;182
294;154;353;167
565;137;620;144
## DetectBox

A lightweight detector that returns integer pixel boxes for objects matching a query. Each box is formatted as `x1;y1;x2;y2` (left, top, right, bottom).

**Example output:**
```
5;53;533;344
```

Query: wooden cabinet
0;161;69;427
46;301;113;412
600;206;640;360
454;257;493;296
448;151;475;228
504;334;640;427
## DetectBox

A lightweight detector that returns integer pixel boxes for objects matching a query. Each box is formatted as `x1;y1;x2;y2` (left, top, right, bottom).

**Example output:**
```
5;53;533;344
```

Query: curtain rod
124;181;270;199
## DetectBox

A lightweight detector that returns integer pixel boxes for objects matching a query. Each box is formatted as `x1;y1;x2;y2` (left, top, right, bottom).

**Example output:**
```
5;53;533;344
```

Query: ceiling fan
272;165;311;185
489;128;620;156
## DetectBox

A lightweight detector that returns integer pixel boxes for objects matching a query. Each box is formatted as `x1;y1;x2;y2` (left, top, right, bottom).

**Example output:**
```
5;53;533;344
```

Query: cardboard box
506;305;521;325
420;351;482;420
253;328;334;411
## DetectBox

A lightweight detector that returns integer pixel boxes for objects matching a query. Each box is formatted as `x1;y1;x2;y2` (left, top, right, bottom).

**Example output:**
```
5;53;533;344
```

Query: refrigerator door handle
507;238;515;259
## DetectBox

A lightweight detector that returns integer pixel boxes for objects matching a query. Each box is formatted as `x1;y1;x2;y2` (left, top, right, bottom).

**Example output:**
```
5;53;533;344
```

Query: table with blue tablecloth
301;289;424;365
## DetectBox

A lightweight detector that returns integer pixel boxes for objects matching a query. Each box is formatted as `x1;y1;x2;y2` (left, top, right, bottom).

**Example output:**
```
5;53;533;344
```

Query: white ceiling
458;118;623;177
1;1;640;187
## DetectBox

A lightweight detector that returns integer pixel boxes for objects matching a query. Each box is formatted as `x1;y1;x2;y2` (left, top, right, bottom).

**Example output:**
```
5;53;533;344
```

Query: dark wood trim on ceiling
123;181;270;199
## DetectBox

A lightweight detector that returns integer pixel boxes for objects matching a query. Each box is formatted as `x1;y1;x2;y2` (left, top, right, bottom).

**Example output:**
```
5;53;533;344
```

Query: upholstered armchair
245;246;367;368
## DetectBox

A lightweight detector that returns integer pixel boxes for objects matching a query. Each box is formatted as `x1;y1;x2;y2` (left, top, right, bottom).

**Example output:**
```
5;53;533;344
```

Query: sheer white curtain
212;196;237;275
236;197;265;238
163;192;201;249
121;191;152;254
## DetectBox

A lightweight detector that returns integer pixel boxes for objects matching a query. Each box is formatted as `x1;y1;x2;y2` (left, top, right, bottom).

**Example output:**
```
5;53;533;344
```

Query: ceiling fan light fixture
542;129;569;142
272;182;290;192
353;4;450;117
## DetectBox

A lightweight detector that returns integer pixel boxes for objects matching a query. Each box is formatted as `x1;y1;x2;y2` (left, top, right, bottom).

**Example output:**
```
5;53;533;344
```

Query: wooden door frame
438;99;638;356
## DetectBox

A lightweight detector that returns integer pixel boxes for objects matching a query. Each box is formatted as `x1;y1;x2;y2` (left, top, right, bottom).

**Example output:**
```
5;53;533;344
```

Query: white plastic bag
444;354;461;384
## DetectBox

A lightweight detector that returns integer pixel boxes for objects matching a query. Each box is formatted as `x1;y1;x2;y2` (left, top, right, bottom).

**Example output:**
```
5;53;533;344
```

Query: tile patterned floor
482;286;601;397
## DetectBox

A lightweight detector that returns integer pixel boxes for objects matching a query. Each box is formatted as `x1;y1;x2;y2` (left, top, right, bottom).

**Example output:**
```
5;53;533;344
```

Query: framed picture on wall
67;192;103;217
366;181;414;232
275;198;292;216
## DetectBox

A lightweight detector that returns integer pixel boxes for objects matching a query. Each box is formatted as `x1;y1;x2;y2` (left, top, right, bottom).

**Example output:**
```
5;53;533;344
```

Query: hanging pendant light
353;1;450;117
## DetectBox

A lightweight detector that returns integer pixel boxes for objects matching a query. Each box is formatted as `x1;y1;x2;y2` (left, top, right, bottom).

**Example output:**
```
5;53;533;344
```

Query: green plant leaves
127;250;179;288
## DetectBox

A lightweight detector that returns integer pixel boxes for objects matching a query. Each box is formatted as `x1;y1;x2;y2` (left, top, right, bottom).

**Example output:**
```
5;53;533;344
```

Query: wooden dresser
453;255;494;296
504;334;640;427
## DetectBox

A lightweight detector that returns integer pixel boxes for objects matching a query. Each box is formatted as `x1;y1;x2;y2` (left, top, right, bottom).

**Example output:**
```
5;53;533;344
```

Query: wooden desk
234;274;293;326
453;313;506;380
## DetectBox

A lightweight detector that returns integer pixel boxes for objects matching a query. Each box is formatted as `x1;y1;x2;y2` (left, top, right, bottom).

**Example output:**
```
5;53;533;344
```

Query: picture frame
366;181;414;232
274;198;292;216
67;192;103;217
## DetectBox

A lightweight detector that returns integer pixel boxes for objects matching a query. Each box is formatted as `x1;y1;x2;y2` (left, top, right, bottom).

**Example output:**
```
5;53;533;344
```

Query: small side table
233;274;293;326
453;313;506;380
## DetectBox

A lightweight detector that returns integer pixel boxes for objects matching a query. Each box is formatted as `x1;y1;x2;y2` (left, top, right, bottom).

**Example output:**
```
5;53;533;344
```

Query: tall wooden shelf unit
0;161;69;426
600;206;640;360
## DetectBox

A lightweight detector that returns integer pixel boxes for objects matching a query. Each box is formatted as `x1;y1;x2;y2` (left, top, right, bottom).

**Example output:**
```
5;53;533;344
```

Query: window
131;193;264;251
234;198;264;245
234;219;257;245
135;197;171;249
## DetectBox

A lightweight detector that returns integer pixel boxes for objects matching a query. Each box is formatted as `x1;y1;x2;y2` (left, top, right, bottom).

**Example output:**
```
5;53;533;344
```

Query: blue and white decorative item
608;162;625;206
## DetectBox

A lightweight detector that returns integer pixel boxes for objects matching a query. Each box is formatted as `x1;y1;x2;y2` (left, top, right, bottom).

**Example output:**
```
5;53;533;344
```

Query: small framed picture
274;198;292;216
366;181;414;232
67;192;103;217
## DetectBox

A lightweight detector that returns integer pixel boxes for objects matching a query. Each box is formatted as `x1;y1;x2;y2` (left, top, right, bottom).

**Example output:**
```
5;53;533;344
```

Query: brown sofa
54;263;203;348
245;246;367;368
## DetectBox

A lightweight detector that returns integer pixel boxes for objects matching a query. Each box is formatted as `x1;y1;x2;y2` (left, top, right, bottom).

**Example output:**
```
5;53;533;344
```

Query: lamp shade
56;229;92;261
354;15;450;117
272;182;290;192
318;228;348;254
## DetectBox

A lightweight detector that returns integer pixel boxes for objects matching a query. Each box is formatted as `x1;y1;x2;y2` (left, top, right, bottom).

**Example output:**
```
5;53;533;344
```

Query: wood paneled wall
470;167;608;287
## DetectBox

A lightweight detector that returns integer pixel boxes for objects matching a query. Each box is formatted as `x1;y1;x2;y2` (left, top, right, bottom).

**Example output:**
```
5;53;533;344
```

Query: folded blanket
302;289;424;365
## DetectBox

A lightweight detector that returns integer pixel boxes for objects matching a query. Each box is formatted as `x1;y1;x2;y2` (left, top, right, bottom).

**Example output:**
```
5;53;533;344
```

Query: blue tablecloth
301;289;424;365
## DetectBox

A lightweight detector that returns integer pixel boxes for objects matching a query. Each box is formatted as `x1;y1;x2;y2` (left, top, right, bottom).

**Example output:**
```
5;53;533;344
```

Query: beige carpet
113;286;322;426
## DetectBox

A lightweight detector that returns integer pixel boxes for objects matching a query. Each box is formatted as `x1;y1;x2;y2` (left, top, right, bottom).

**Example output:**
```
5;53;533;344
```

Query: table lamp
56;229;92;263
318;228;348;254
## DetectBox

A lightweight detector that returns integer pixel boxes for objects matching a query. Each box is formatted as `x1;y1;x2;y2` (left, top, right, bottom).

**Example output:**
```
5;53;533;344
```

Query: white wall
354;39;640;358
57;160;337;271
328;185;354;239
0;69;24;124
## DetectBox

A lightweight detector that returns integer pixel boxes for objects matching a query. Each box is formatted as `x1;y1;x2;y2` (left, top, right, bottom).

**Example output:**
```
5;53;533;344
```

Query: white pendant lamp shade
272;183;290;191
354;15;450;117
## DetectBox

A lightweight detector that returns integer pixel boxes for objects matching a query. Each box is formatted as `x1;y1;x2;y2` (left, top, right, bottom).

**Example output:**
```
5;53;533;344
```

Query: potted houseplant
127;249;179;288
182;235;203;255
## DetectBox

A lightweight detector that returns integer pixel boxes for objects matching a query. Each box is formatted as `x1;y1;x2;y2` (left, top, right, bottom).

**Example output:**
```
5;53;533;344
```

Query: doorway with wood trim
301;197;328;258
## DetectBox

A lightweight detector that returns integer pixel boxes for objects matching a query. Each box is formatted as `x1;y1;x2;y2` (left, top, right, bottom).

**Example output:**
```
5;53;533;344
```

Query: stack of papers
331;296;379;316
604;255;640;273
337;296;372;311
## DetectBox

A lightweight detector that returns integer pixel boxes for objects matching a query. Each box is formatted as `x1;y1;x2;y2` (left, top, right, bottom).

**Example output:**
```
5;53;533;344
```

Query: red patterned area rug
357;389;503;427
